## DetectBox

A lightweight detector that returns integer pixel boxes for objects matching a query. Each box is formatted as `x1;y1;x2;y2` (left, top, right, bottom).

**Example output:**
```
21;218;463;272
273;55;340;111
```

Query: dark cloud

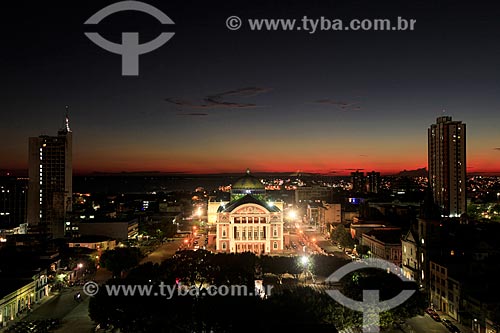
494;148;500;151
359;154;368;157
165;87;271;110
344;168;365;171
176;113;209;116
314;99;361;111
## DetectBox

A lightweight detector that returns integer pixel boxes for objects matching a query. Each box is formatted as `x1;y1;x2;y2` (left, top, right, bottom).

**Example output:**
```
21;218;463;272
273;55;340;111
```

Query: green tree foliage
331;225;355;249
356;245;371;257
89;252;425;332
339;268;426;329
100;247;142;277
261;255;302;282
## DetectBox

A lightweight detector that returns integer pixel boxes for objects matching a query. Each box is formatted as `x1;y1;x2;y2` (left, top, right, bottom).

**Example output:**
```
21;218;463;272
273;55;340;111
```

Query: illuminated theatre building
209;169;284;254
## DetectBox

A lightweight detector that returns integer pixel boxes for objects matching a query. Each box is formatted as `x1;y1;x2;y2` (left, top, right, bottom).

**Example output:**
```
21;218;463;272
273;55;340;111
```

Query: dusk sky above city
1;0;500;175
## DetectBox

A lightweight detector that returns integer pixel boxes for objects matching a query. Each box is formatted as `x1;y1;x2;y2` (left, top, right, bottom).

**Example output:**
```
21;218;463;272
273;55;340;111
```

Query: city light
287;210;297;220
2;5;500;332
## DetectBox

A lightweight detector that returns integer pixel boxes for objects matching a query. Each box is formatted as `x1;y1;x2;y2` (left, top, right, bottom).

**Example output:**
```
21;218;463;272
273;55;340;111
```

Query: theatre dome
230;169;266;200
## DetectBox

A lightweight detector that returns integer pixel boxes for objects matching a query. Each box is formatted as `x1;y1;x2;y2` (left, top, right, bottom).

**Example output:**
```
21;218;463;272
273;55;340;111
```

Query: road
288;230;351;260
52;296;93;333
404;314;449;333
11;240;183;333
140;238;183;264
27;287;83;320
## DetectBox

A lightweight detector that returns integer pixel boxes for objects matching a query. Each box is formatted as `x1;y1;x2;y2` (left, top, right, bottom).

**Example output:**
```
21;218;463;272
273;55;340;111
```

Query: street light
287;210;297;220
300;256;309;283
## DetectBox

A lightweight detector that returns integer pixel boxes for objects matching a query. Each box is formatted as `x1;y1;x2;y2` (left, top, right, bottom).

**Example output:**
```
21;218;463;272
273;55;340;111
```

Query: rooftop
231;169;265;190
364;228;402;244
218;194;281;213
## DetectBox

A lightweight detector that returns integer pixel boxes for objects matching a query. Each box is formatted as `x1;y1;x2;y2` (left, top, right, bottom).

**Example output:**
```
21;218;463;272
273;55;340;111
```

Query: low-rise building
76;218;138;241
68;235;116;251
306;203;321;226
317;203;341;235
0;270;48;327
350;217;387;242
362;228;402;266
295;185;333;204
401;229;421;283
429;260;461;321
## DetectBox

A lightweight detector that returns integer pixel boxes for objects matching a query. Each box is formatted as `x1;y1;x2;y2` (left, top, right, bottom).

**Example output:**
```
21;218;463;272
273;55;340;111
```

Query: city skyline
0;112;500;176
2;2;500;333
1;0;500;175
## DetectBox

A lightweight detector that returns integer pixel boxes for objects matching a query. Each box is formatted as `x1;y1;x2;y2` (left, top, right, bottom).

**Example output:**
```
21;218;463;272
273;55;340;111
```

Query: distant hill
395;168;427;177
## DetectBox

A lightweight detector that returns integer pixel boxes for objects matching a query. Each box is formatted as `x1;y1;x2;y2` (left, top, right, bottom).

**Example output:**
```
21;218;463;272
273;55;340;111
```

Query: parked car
425;308;436;315
442;319;460;333
426;308;441;322
432;313;441;322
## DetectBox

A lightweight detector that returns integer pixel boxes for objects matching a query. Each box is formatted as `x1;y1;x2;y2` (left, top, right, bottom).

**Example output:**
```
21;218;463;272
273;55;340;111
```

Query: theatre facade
210;170;284;254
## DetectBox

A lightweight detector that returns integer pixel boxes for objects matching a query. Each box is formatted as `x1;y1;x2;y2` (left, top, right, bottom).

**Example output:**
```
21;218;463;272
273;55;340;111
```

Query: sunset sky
1;0;499;175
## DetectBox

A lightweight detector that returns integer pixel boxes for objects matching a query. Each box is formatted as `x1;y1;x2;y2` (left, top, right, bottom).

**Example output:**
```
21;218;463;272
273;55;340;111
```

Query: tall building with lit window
428;116;466;217
0;177;28;227
351;171;365;193
27;111;72;238
366;171;381;194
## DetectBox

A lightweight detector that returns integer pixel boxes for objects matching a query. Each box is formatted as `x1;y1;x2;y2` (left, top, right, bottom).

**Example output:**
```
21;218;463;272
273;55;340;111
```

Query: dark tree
100;247;142;277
